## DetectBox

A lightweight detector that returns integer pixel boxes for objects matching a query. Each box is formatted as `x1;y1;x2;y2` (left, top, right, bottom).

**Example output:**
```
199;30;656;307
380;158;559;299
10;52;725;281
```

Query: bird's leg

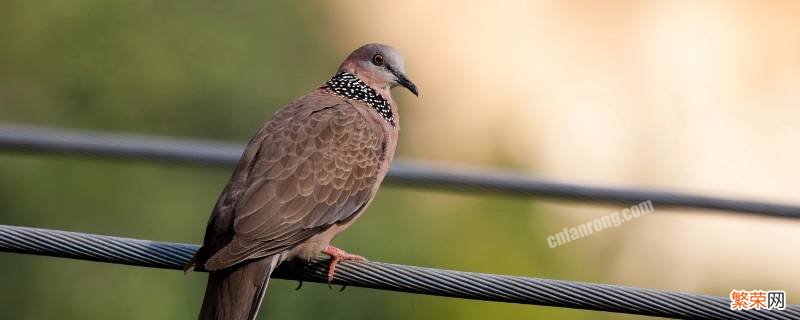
322;245;366;288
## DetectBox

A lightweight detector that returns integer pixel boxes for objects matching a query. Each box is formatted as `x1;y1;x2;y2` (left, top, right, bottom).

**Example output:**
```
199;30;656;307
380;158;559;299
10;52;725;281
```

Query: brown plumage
186;43;417;320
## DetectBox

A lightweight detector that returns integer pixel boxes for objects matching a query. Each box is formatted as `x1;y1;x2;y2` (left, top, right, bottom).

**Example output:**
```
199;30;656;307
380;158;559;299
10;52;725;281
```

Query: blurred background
1;0;798;319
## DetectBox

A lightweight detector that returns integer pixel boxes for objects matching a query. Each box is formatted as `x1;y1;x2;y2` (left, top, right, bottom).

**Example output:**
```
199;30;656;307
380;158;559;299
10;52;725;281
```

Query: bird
185;43;418;320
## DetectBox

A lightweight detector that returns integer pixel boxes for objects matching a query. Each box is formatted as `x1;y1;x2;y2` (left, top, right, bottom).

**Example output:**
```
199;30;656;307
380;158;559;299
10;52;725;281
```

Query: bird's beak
392;70;419;97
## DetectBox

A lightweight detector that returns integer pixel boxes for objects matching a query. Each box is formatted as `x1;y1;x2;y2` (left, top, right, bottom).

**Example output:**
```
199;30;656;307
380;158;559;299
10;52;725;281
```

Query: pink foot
323;245;366;286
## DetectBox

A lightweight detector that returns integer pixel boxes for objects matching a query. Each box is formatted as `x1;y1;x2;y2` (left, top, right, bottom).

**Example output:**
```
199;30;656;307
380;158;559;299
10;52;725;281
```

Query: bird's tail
197;256;279;320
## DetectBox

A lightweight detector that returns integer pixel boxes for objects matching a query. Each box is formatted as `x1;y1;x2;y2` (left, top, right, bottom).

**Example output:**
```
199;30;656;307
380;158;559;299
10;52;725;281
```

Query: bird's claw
323;245;366;289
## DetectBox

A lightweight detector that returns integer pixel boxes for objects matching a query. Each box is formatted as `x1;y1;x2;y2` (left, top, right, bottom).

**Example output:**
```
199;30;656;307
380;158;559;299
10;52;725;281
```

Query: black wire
1;224;797;319
0;123;242;166
1;123;800;219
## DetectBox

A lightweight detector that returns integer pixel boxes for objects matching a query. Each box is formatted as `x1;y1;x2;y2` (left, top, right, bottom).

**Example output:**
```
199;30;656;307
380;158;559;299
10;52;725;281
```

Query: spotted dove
186;43;418;320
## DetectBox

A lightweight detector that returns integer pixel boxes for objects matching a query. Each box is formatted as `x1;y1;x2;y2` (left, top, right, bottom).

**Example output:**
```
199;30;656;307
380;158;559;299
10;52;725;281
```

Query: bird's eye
372;53;384;66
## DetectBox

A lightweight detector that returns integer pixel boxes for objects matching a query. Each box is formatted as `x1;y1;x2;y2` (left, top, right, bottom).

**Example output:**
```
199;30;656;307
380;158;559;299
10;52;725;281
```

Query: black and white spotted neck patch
323;72;395;126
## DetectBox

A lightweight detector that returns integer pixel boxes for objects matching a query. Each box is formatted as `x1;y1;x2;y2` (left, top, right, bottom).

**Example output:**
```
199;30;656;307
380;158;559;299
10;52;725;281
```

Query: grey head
338;43;418;96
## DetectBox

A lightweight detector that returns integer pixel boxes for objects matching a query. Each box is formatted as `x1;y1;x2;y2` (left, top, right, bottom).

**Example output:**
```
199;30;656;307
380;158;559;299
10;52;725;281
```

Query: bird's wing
204;98;386;271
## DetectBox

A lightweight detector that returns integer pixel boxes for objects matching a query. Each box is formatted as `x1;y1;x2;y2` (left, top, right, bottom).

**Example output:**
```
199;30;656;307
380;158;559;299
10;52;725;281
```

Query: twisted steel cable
1;224;797;319
2;122;800;219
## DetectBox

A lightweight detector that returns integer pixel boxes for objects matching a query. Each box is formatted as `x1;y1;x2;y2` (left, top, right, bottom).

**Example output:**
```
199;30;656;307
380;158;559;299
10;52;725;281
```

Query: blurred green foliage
0;1;642;319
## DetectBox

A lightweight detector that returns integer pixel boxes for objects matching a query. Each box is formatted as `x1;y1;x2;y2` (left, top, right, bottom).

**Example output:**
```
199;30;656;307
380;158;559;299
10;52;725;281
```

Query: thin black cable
2;122;800;219
1;224;797;319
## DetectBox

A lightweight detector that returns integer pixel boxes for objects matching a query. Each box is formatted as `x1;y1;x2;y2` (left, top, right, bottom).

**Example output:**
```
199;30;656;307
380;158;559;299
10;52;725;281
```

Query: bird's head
339;43;418;97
